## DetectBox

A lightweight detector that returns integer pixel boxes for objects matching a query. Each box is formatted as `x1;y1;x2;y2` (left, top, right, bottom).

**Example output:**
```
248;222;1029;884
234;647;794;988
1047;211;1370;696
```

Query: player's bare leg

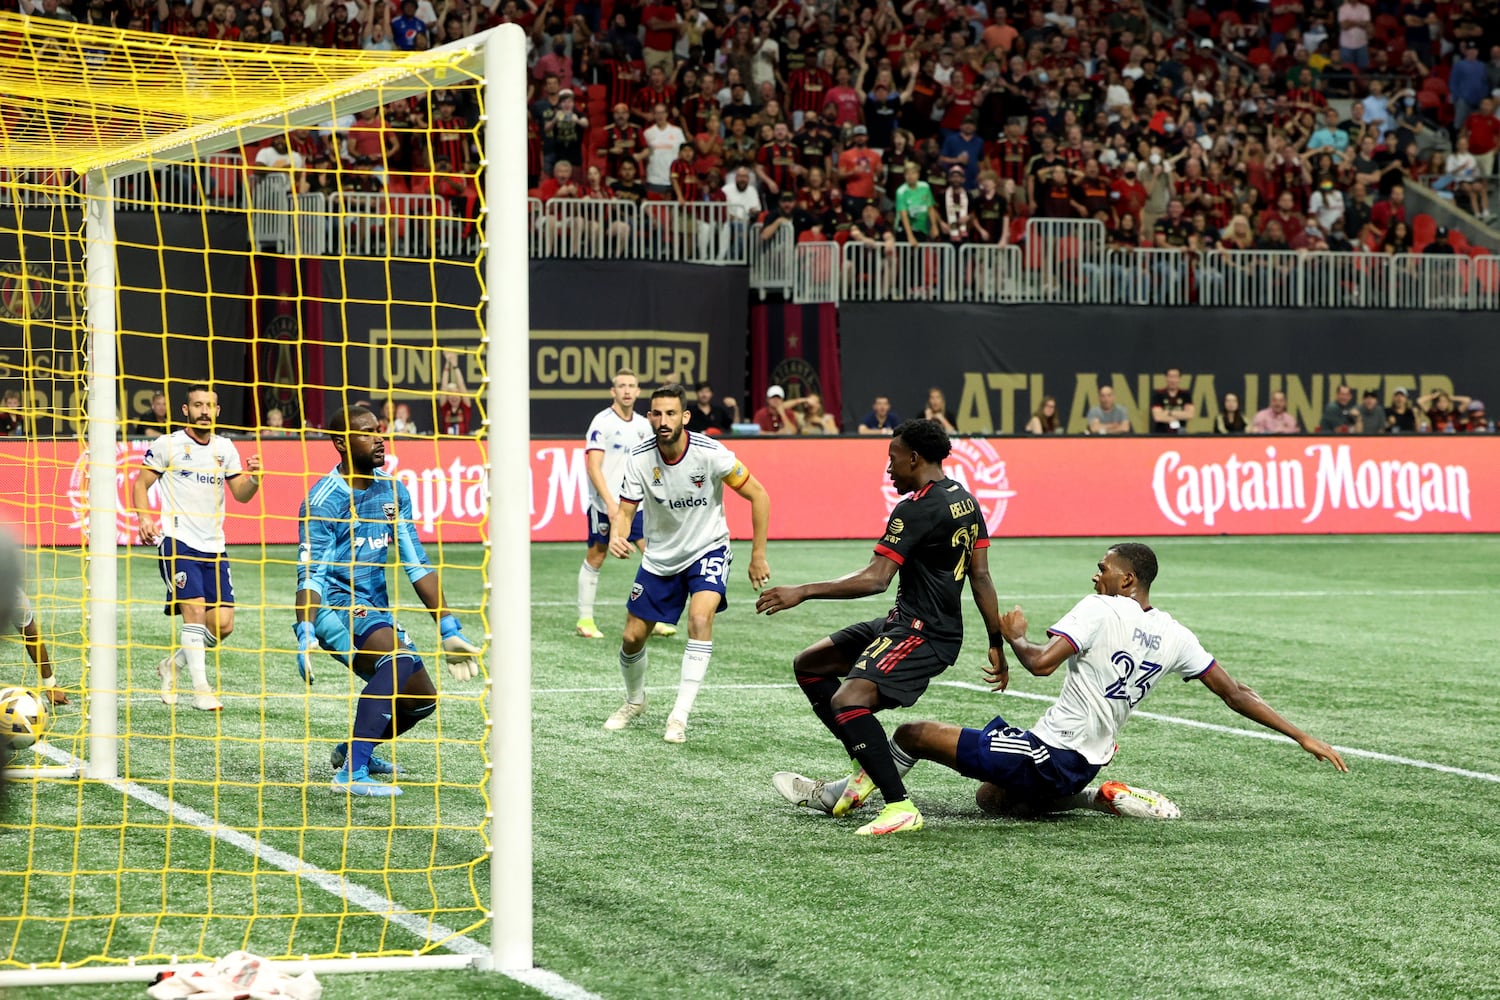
604;612;653;731
576;543;608;638
662;589;719;742
773;639;870;814
19;618;67;706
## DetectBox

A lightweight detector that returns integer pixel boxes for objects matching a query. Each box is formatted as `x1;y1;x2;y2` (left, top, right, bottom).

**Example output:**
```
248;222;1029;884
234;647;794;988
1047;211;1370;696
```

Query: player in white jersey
574;368;676;640
603;384;771;743
876;543;1347;826
131;385;262;711
9;588;67;705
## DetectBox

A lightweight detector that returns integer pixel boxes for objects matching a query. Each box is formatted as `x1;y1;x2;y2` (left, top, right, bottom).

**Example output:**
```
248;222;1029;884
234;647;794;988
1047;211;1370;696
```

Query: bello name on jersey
298;469;433;637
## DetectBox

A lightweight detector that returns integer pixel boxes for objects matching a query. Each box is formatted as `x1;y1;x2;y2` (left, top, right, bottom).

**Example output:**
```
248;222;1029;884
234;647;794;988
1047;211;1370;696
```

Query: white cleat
157;656;178;706
1098;781;1181;819
772;771;833;814
663;717;687;743
603;699;647;731
191;689;224;712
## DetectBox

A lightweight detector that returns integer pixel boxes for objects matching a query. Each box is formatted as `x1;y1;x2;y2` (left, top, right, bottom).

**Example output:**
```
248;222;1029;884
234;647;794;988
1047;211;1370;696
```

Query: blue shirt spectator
1450;46;1489;115
390;1;428;50
940;121;986;188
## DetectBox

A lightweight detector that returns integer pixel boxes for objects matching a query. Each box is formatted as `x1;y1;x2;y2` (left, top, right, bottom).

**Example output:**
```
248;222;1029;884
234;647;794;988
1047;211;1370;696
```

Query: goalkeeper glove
439;614;482;681
294;621;317;684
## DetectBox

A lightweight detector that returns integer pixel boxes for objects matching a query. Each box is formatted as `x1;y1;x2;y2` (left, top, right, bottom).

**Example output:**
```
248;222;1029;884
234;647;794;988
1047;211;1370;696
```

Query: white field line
530;587;1488;607
533;680;1500;784
29;742;604;1000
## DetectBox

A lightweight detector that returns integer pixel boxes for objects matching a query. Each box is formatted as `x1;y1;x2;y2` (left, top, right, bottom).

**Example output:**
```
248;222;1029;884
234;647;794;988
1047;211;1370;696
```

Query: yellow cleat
575;618;605;639
651;622;678;638
831;766;877;817
855;799;924;836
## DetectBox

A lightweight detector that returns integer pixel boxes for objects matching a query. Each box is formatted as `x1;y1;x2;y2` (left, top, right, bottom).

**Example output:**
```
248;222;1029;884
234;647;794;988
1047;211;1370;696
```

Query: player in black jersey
756;419;1007;835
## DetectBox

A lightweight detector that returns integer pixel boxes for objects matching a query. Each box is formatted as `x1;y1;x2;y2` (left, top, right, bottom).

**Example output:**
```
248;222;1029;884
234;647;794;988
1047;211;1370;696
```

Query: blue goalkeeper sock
349;653;422;774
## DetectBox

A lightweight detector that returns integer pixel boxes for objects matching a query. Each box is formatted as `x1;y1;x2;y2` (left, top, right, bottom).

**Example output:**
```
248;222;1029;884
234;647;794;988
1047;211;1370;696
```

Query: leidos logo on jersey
881;438;1017;533
663;496;709;510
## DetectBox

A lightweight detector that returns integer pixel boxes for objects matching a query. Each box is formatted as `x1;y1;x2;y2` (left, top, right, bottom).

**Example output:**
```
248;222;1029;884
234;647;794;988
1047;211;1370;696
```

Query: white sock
577;561;600;620
670;640;712;723
619;646;647;704
889;739;918;777
180;623;213;692
173;627;216;669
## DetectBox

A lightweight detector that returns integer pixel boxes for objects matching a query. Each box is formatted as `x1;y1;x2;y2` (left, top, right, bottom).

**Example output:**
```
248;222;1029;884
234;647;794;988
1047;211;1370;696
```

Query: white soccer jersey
619;432;747;575
584;406;652;513
141;429;244;553
1031;594;1216;765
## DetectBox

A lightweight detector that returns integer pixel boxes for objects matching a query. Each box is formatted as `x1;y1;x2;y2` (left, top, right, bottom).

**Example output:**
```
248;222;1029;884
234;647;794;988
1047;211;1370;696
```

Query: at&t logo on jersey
881;438;1017;534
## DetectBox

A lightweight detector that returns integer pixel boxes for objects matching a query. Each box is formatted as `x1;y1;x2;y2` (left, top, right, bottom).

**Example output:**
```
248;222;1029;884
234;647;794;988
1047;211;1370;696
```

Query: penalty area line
30;743;604;1000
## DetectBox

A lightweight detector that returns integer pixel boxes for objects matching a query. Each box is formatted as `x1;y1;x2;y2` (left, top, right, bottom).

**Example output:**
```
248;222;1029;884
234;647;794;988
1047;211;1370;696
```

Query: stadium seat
1246;45;1273;66
1413;213;1437;248
1449;228;1471;251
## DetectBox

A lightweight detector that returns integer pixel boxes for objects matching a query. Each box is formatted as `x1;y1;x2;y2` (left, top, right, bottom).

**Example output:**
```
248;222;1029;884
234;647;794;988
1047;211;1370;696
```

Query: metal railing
749;222;795;298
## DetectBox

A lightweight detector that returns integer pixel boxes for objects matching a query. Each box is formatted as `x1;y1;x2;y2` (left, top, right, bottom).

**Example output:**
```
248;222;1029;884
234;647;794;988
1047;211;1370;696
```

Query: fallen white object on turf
146;950;322;1000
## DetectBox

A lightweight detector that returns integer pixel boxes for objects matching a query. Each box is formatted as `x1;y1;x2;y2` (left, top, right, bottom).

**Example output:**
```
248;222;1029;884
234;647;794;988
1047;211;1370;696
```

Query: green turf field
5;536;1500;999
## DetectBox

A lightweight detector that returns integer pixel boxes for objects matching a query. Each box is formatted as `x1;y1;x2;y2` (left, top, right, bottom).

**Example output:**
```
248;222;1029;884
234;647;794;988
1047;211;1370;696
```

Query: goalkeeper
294;405;483;797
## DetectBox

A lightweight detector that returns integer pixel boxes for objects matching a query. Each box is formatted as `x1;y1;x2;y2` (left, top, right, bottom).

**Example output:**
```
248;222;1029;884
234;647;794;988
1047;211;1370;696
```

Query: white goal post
0;22;531;985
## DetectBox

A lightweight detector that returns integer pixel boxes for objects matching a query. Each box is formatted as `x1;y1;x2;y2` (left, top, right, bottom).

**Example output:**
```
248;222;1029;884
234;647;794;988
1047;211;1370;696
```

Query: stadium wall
0;210;249;433
2;436;1495;546
839;304;1500;436
316;259;749;435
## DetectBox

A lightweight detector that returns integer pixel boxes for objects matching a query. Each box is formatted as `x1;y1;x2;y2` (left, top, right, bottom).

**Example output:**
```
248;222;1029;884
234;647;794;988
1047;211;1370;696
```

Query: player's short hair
327;404;375;436
182;383;214;404
893;418;952;463
1108;542;1159;587
612;368;637;383
651;383;687;405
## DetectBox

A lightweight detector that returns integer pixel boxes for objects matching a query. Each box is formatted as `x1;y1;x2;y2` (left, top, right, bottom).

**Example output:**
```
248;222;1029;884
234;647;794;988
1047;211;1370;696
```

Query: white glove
439;614;482;681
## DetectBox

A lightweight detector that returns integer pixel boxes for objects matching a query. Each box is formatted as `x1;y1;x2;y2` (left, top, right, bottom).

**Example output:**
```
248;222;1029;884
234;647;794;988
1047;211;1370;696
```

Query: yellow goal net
0;13;533;986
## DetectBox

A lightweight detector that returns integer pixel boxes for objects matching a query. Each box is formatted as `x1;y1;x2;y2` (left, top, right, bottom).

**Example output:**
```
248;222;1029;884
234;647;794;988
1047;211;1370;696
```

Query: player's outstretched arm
1197;663;1349;772
132;467;163;545
730;472;771;589
966;547;1008;691
608;498;641;559
293;587;321;684
755;552;897;616
997;605;1072;680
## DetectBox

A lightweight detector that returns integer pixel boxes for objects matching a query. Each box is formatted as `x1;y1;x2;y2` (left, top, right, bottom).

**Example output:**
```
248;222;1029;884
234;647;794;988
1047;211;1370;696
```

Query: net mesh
0;14;495;971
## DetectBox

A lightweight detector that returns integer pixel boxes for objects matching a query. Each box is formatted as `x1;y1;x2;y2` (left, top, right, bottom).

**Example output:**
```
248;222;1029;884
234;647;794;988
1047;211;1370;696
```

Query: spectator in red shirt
640;0;679;75
1258;190;1307;248
752;385;796;435
633;65;678;128
825;66;862;128
439;387;473;435
787;52;834;130
755;121;803;198
1463;96;1500;182
670;144;701;202
538;159;582;202
836;125;883;215
599;104;646;181
1369;183;1408;237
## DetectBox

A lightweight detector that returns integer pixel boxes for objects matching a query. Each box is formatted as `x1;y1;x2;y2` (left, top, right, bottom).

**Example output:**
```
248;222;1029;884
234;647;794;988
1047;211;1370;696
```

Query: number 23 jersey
1034;594;1217;764
873;477;989;654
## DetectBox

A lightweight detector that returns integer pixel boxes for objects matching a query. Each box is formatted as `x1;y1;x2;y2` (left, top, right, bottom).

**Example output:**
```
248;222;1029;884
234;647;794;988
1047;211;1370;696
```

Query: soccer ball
0;686;48;752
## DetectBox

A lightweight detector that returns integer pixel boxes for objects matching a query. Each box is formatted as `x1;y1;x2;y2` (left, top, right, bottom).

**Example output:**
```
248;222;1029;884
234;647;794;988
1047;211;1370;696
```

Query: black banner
324;259;748;435
0;210;248;435
529;261;748;432
839;304;1498;435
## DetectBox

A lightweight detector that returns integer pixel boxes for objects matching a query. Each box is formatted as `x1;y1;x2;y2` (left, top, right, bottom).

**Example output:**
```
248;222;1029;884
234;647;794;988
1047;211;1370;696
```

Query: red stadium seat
1449;228;1470;251
1246;45;1273;66
1413;213;1437;248
1465;244;1492;258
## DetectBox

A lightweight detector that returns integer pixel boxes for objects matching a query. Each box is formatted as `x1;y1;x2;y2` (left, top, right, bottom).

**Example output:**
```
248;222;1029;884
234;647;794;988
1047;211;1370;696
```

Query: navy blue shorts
955;713;1100;804
626;545;729;624
158;538;234;615
587;508;644;547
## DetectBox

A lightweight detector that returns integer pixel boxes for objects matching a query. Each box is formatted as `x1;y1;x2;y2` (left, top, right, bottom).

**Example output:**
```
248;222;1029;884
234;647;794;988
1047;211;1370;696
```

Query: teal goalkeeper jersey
297;468;433;613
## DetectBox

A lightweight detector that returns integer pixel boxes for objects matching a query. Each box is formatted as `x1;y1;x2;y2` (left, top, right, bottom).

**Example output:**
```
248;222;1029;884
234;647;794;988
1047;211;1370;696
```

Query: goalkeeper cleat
1098;781;1181;819
575;618;605;639
333;765;402;797
855;799;924;836
156;656;178;706
603;699;647;731
651;621;678;638
191;690;223;712
772;771;834;815
831;766;877;817
330;742;403;778
663;716;687;743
